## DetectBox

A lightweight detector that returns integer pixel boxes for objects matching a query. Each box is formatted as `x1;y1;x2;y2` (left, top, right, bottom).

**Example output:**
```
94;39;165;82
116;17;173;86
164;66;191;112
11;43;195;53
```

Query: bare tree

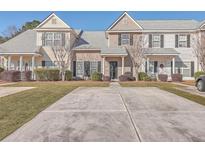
51;34;79;81
126;34;147;81
2;25;19;38
192;32;205;71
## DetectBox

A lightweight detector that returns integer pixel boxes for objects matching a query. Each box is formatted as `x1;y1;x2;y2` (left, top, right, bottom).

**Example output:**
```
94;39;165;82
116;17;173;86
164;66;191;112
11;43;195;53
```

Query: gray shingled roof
74;31;108;49
144;48;179;55
137;20;199;30
74;31;127;55
0;30;38;54
101;47;127;55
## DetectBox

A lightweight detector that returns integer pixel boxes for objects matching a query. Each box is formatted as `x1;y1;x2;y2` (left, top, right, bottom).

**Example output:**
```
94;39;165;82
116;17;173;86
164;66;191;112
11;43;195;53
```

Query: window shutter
154;61;158;73
42;61;45;67
145;61;147;73
149;34;152;48
118;34;121;46
191;61;194;77
175;35;178;48
73;61;76;77
160;35;164;48
62;33;65;46
171;61;173;74
187;34;191;48
98;61;101;73
130;34;133;45
42;33;45;46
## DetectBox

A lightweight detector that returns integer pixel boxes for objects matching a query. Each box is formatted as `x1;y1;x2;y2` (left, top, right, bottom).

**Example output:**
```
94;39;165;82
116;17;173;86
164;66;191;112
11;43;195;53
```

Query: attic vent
122;17;128;24
52;18;57;24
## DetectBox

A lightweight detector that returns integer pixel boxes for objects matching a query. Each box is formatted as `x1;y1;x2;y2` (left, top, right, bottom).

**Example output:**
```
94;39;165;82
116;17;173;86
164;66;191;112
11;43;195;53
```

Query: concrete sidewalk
3;84;205;141
0;87;34;98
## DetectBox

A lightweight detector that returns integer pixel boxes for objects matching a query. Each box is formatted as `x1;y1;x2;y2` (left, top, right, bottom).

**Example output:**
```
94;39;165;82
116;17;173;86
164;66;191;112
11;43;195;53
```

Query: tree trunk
62;71;65;81
135;67;139;81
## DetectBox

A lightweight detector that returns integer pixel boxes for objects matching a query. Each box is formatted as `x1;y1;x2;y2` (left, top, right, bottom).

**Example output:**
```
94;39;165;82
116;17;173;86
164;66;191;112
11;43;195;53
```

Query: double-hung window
178;34;187;47
121;34;130;45
152;35;160;48
45;33;53;46
43;32;63;47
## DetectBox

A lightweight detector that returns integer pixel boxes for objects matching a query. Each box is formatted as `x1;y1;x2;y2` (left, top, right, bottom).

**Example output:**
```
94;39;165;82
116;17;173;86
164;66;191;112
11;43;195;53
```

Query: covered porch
0;53;42;79
101;47;128;80
145;48;179;79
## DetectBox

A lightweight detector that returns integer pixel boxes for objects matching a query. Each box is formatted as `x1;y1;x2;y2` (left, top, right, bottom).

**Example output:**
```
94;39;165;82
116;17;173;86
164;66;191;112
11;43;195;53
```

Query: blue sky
1;11;205;34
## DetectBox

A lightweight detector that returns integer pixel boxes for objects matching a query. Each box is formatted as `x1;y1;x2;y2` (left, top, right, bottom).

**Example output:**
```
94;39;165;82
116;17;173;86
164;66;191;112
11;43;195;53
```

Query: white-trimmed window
44;32;63;46
45;33;53;46
178;34;187;47
121;34;130;45
90;61;98;74
54;33;62;46
76;61;84;76
152;35;160;48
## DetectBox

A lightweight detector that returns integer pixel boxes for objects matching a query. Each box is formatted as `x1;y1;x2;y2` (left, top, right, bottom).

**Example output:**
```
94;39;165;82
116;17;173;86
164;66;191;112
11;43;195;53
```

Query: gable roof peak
106;11;143;31
35;12;71;29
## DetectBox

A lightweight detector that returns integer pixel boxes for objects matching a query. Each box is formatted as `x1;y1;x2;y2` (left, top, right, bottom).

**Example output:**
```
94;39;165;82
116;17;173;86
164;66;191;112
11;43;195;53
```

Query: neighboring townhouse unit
0;12;204;80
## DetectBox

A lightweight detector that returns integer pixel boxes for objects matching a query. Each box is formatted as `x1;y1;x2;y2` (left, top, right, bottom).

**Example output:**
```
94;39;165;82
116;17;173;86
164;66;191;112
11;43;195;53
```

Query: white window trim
178;34;188;48
152;34;161;48
121;33;130;45
44;32;63;47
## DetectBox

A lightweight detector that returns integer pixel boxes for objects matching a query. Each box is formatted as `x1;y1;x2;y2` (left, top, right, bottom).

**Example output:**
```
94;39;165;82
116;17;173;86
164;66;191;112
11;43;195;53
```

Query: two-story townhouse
0;12;204;80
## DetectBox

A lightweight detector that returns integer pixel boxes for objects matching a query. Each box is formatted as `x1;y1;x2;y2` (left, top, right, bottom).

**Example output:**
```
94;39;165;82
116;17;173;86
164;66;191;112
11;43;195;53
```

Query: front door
110;61;118;79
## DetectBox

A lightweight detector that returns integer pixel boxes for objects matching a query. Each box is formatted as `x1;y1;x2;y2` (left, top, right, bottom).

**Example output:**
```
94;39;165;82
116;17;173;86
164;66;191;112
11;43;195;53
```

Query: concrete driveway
3;83;205;142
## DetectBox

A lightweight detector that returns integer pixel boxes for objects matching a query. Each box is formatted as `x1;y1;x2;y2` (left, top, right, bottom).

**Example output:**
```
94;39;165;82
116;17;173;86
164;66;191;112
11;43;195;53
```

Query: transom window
152;35;160;48
43;32;64;47
178;34;187;47
121;34;130;45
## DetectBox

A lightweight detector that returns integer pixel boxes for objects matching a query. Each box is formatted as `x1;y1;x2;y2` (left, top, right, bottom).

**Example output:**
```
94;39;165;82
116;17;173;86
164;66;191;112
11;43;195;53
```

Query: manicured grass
181;80;195;86
0;81;109;140
120;81;205;107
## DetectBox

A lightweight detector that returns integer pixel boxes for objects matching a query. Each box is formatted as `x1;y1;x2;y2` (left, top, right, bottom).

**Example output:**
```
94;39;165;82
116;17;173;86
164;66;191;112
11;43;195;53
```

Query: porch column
146;57;149;73
32;55;35;79
8;56;11;70
121;56;124;75
102;57;105;75
19;56;23;72
172;57;175;74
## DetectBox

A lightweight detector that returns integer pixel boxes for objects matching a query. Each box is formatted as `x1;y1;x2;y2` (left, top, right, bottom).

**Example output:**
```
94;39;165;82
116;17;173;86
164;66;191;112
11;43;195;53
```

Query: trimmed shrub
34;68;47;81
103;76;110;81
47;69;60;81
158;74;168;82
0;67;4;73
138;72;149;81
21;71;32;81
171;73;183;82
34;68;60;81
119;75;129;81
0;70;21;82
65;70;72;81
119;72;136;81
144;76;152;81
91;72;102;81
194;71;205;79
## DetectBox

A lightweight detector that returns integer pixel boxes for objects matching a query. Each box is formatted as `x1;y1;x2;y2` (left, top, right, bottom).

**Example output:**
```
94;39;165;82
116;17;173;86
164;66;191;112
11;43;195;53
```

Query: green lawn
120;81;205;107
0;81;109;140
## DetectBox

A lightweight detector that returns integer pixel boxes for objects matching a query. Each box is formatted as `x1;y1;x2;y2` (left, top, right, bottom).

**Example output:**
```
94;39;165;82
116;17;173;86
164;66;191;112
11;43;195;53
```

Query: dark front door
110;61;118;79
